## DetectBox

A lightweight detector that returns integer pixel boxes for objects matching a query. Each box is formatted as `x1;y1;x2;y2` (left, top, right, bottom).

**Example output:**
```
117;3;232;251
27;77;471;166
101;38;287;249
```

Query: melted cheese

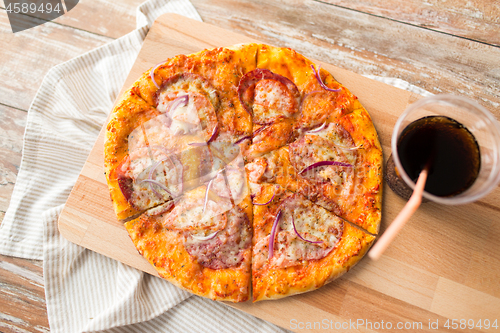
209;142;241;171
245;159;266;183
169;99;202;135
120;147;176;210
161;185;234;232
225;165;248;204
165;198;232;231
254;197;343;270
184;206;252;270
306;123;358;165
252;79;296;122
290;135;355;194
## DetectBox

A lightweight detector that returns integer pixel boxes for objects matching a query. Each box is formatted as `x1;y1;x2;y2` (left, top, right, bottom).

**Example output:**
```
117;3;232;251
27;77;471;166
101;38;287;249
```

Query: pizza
104;43;382;303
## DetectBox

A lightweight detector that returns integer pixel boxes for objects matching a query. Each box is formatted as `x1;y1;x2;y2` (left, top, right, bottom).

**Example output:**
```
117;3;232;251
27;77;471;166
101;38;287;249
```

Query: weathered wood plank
191;0;500;115
53;0;144;38
319;0;500;47
2;0;499;46
0;10;113;111
0;106;46;333
0;254;48;333
0;105;26;220
0;0;142;38
3;0;498;45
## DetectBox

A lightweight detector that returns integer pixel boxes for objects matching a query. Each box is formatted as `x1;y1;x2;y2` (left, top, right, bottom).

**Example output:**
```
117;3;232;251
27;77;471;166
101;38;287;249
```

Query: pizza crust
252;223;374;302
124;190;253;303
250;183;375;302
124;218;252;302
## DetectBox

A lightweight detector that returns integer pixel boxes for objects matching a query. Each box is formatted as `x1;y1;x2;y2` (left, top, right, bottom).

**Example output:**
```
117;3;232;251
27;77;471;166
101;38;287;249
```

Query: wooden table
1;1;499;331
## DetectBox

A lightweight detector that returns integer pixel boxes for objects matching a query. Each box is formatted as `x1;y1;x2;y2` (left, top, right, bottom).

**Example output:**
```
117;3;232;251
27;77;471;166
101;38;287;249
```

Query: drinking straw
369;167;429;260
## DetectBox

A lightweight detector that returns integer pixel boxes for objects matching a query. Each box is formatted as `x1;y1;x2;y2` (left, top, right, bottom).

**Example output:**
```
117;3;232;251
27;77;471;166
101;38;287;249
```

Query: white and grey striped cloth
0;0;432;331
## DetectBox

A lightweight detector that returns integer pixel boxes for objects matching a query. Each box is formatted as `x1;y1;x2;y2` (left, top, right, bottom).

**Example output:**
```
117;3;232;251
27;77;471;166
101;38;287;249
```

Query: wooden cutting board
58;13;500;332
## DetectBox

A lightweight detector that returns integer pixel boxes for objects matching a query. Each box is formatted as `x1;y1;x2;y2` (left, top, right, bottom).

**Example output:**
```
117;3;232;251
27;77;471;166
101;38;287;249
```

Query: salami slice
289;126;356;185
238;68;301;124
253;194;343;270
155;73;219;143
116;147;182;211
185;206;252;269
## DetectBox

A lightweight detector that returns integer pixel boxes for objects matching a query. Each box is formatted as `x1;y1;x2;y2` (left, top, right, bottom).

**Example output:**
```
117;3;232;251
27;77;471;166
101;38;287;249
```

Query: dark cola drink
397;116;480;197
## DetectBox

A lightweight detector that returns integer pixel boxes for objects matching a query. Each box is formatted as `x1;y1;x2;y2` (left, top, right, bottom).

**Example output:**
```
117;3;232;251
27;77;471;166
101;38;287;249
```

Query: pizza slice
250;183;375;301
133;44;261;144
105;49;252;220
237;68;301;161
124;161;253;302
104;88;166;220
105;101;220;221
239;45;366;161
246;110;382;235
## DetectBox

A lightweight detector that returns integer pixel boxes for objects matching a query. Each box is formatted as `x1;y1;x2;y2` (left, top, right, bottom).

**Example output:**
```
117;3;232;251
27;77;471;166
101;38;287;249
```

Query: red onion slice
191;230;219;241
207;124;218;143
238;68;301;122
268;209;282;260
201;165;227;212
251;123;274;144
147;156;173;179
166;94;189;114
188;142;206;147
252;124;269;137
234;135;251;144
291;214;323;244
299;161;352;175
252;187;276;206
305;122;326;134
150;61;166;89
311;65;341;92
253;195;274;206
203;178;214;214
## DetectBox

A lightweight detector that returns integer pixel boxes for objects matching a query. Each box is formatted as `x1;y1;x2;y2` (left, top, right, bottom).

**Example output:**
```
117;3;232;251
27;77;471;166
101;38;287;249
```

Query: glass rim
391;94;500;205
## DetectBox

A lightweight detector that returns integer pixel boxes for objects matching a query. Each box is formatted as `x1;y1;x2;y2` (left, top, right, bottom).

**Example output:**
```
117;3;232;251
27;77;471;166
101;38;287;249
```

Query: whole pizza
104;43;382;302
